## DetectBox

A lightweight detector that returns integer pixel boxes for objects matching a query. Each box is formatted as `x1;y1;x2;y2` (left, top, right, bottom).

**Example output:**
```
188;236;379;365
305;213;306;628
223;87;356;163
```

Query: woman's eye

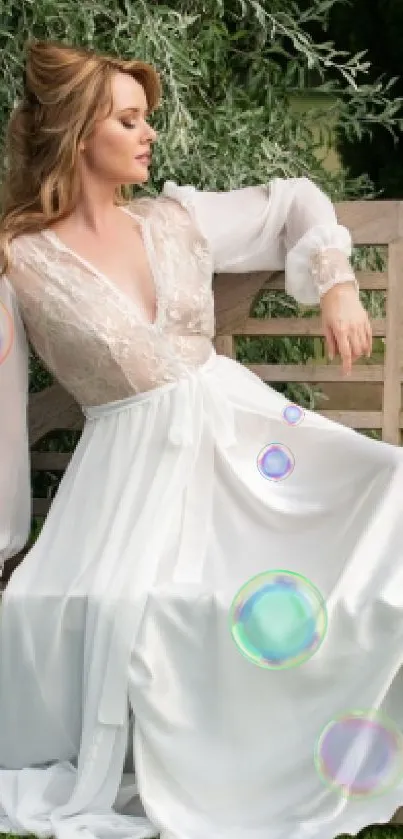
121;117;153;130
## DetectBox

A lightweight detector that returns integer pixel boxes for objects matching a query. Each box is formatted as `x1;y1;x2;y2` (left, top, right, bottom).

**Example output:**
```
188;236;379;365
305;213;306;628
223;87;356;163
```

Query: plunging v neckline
40;205;161;329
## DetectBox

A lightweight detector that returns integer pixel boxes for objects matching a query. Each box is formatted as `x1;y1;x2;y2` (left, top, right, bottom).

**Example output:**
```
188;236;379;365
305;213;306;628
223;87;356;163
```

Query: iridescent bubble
282;404;304;426
0;301;14;366
257;443;294;481
230;570;327;670
315;710;403;798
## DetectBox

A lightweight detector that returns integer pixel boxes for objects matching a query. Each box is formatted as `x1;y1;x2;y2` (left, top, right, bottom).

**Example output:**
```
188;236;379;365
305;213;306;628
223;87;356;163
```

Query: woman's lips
136;155;151;164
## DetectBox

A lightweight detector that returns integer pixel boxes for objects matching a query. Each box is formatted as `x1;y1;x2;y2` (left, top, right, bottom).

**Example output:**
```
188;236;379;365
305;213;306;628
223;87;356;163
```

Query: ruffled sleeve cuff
285;222;357;306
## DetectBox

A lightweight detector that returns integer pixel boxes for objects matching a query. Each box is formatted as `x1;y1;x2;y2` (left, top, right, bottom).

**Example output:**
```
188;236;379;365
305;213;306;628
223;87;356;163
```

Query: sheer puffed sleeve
0;277;31;577
162;177;357;305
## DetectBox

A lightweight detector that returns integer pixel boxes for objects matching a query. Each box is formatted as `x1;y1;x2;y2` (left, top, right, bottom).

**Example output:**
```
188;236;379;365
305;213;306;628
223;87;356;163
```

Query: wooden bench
214;199;403;446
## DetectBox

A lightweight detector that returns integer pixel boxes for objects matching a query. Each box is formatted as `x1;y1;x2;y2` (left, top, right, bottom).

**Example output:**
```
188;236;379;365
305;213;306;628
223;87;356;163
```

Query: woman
1;37;402;839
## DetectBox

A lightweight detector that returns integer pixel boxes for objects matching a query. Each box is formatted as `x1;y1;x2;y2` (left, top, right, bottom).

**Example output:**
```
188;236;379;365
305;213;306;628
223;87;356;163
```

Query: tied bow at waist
168;354;236;449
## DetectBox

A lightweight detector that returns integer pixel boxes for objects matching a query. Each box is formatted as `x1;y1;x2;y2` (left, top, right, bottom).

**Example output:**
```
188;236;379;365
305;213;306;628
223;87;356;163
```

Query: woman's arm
0;277;31;580
163;177;371;373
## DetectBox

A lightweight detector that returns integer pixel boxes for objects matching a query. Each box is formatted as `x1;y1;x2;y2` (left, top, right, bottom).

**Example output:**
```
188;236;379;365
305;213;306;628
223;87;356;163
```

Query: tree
1;0;401;202
322;0;403;197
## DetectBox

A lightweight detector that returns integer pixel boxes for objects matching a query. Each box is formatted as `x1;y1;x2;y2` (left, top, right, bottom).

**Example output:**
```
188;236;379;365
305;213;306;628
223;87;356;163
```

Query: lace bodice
8;195;216;406
0;176;357;568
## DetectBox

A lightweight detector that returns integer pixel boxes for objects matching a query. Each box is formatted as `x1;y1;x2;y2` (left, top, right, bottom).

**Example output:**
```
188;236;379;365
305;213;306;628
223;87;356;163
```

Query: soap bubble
257;443;294;481
0;301;13;365
315;710;403;798
230;570;327;670
282;404;305;426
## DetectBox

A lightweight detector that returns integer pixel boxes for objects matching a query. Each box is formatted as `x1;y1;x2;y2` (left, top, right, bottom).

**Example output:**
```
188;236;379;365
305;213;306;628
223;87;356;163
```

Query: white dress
1;178;403;839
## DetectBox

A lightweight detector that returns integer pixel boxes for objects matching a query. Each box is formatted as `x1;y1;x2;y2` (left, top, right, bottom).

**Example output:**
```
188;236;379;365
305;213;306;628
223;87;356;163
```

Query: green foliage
324;0;403;197
1;0;401;200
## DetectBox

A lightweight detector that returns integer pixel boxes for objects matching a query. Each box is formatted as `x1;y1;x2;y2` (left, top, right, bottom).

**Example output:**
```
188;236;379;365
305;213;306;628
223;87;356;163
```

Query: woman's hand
320;282;372;376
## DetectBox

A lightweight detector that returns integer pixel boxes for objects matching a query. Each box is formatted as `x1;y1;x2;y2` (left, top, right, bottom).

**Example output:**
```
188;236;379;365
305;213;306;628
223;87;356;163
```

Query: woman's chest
46;214;159;326
40;200;215;335
150;203;215;333
11;202;216;370
82;238;158;325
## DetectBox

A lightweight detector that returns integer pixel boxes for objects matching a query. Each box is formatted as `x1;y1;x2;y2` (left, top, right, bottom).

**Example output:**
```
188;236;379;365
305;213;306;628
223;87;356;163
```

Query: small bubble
257;443;294;481
282;404;305;426
0;301;14;366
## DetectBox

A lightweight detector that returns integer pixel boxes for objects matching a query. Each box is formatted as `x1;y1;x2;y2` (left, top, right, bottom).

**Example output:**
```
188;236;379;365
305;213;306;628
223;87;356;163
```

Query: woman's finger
335;327;353;375
323;324;337;361
365;318;373;357
349;324;366;360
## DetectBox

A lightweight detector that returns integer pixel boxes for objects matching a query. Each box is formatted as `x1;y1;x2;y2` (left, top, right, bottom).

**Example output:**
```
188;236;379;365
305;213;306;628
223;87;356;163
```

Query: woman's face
80;71;158;186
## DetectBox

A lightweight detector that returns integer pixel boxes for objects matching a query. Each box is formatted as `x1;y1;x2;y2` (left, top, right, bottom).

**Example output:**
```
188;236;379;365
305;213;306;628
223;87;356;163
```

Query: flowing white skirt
2;348;403;839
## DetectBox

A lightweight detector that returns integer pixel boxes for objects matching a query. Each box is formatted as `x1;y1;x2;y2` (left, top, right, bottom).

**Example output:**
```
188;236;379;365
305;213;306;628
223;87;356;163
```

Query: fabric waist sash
82;348;236;449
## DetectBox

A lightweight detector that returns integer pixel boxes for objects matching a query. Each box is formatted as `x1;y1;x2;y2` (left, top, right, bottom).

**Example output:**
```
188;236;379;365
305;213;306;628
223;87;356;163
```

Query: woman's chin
133;165;150;183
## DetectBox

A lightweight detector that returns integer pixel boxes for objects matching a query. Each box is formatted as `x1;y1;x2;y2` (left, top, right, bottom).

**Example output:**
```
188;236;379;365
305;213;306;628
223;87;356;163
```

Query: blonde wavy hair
0;38;161;276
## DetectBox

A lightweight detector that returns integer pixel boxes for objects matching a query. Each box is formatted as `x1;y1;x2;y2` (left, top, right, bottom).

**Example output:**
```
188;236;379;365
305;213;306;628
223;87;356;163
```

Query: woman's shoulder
7;229;47;275
8;226;44;252
4;228;63;304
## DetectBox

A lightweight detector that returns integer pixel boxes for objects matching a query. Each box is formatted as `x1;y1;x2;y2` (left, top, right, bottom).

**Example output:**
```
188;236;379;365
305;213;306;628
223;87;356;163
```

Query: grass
342;831;403;839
